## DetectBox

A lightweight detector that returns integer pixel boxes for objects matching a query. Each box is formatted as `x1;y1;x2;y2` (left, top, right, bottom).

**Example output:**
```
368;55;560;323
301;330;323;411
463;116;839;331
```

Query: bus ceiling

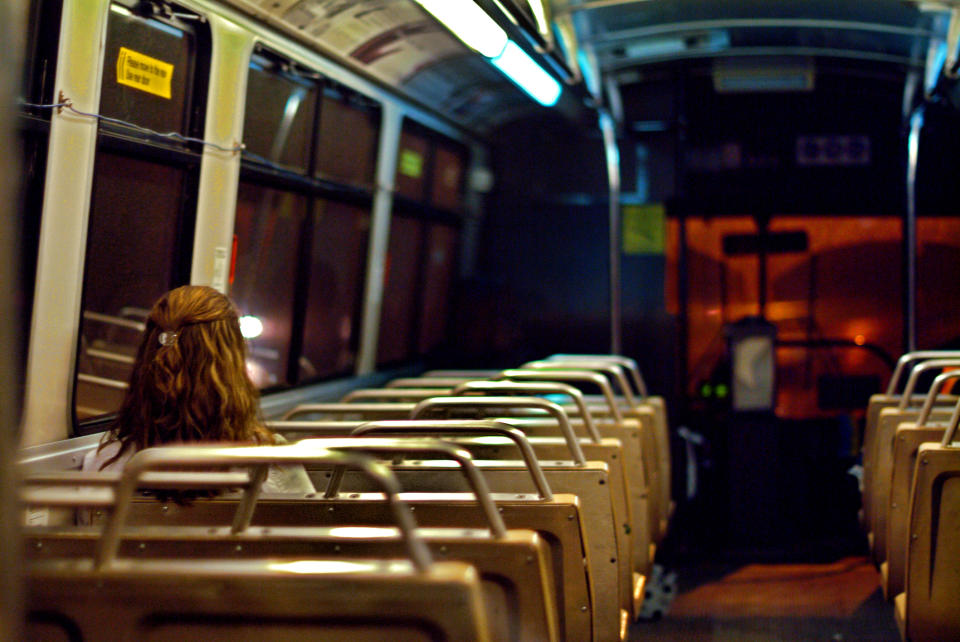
223;0;960;134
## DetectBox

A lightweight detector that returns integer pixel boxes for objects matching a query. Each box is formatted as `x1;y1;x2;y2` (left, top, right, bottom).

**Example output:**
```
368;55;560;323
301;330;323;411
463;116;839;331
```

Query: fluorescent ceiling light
492;40;562;107
414;0;508;58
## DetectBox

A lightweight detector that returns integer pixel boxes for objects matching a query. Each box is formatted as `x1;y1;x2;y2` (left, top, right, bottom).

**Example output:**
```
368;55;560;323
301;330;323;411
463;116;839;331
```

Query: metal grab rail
303;437;508;538
81;310;146;332
76;373;129;390
499;369;625;424
547;353;649;400
886;351;960;395
525;359;638;407
349;419;554;501
896;359;960;411
916;370;960;427
411;396;586;466
942;396;960;447
282;402;415;421
451;380;603;443
56;443;434;571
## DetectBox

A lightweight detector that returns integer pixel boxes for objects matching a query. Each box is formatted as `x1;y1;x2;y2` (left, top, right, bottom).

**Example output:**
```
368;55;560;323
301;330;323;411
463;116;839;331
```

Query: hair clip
158;331;179;346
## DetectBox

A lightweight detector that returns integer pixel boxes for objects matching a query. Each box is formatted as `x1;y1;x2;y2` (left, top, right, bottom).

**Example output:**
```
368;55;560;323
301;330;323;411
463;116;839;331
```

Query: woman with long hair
83;285;314;494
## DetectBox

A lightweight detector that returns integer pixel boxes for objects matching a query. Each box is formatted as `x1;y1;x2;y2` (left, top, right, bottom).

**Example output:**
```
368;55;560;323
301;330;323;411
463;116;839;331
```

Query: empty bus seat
867;363;960;566
22;443;492;641
893;430;960;641
862;352;960;541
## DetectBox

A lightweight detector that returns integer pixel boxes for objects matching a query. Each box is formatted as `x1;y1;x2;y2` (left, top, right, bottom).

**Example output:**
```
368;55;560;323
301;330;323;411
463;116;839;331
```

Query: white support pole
356;104;402;374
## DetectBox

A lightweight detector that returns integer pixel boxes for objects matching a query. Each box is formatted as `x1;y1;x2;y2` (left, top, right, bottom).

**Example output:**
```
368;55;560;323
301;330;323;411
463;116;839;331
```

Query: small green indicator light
700;384;713;398
716;384;729;398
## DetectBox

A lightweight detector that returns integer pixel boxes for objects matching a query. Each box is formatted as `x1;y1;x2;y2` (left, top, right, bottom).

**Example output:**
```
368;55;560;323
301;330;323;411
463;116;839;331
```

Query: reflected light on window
245;359;270;388
239;315;264;338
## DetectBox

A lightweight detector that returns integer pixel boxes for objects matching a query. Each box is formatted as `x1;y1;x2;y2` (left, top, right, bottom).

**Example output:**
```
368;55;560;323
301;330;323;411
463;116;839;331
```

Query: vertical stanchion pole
0;0;26;637
905;106;923;354
600;110;621;354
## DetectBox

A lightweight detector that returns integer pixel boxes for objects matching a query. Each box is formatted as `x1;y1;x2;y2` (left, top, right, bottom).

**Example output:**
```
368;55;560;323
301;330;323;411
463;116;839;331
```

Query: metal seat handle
306;437;508;538
283;402;414;421
886;351;960;395
525;359;638;406
548;353;649;399
917;370;960;426
942;397;960;447
452;380;603;443
499;369;625;424
412;396;586;465
350;419;554;502
343;388;451;402
896;359;960;410
97;443;432;572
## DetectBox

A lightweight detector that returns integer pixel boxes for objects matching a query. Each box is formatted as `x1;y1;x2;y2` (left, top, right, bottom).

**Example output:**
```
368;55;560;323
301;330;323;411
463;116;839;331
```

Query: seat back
117;489;592;641
27;557;489;642
869;367;960;564
884;423;947;601
899;438;960;642
23;443;492;641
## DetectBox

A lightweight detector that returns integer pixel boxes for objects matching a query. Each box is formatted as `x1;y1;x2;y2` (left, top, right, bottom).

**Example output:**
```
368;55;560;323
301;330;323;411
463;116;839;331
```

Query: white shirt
81;435;317;495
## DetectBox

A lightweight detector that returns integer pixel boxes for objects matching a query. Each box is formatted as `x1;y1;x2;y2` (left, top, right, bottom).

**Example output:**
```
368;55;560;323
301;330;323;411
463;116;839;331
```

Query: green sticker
399;148;424;178
622;203;665;255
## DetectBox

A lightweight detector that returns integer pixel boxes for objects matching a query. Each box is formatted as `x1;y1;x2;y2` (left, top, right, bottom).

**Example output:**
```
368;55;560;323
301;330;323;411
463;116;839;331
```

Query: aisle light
413;0;508;57
492;40;562;107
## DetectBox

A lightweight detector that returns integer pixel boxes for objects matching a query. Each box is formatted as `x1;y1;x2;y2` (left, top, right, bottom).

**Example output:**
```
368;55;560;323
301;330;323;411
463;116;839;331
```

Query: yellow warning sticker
399;148;424;178
116;47;173;99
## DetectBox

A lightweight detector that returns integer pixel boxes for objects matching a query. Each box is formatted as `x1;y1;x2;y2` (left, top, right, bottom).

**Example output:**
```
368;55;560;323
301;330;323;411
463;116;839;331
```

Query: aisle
631;556;900;641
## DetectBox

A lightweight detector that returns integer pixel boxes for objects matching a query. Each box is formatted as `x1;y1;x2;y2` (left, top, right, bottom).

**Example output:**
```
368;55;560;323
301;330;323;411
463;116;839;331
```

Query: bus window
98;2;196;137
315;84;380;188
417;223;459;355
377;215;425;366
395;124;430;202
299;200;370;381
231;182;307;389
430;140;467;212
243;51;319;173
74;2;206;425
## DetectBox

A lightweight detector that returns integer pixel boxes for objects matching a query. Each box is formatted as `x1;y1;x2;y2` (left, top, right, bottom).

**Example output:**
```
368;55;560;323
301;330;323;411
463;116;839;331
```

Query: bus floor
630;556;899;641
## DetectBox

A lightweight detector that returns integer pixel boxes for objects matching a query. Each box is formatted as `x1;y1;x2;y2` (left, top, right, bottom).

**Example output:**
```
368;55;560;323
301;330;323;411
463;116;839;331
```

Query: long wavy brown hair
99;285;273;468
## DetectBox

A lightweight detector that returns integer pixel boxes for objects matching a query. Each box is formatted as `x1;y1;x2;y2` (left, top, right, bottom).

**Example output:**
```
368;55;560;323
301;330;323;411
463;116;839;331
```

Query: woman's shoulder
81;437;131;472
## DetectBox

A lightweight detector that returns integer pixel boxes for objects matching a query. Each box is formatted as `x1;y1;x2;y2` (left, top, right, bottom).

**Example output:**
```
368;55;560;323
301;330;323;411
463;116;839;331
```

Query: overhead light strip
414;0;562;107
492;41;562;106
413;0;508;58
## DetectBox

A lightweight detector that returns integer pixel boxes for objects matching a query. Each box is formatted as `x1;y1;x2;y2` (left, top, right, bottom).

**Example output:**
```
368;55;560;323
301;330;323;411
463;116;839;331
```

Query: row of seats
20;353;672;641
860;351;960;641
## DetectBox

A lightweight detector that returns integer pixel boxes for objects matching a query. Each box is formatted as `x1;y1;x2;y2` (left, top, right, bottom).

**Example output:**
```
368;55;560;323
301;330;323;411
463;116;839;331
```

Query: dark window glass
417;223;459;354
430;141;467;212
242;54;319;173
299;200;371;381
395;127;430;202
99;3;195;136
75;154;188;420
377;216;425;366
74;2;206;428
231;182;307;388
315;87;379;187
22;0;62;106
